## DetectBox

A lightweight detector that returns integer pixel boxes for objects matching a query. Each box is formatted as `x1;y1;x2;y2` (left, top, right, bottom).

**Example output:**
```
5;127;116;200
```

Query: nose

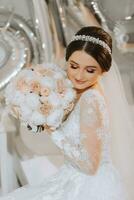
76;70;84;80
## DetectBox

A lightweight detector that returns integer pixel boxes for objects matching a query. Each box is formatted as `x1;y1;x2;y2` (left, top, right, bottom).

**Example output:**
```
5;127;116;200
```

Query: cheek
67;68;71;79
86;73;99;83
67;68;75;78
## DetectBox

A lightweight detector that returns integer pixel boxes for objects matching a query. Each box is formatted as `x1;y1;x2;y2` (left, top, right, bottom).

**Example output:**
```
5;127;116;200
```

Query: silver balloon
78;0;110;31
0;8;40;90
48;0;67;47
114;18;134;53
90;0;134;31
0;28;30;90
29;0;54;63
55;0;68;46
61;1;88;43
62;1;106;42
95;0;134;22
0;37;11;68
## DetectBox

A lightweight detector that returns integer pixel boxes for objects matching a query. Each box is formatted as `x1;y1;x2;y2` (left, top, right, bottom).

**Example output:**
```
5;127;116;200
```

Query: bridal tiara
70;35;112;55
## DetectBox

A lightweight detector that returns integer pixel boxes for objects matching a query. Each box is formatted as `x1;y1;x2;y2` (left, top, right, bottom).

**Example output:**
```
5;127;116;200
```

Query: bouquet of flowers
5;63;76;133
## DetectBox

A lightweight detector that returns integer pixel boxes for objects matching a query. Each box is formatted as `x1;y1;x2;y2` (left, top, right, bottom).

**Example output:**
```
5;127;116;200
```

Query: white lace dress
0;88;127;200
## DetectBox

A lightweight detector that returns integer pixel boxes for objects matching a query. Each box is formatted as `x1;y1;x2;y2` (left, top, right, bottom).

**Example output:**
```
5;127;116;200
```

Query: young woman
0;26;127;200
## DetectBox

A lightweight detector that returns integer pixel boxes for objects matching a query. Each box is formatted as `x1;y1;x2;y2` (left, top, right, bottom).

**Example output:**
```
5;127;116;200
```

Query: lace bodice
51;88;112;175
0;89;127;200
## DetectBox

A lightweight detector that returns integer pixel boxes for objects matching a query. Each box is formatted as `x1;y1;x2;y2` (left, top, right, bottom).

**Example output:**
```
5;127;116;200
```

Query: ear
98;71;106;81
102;71;107;76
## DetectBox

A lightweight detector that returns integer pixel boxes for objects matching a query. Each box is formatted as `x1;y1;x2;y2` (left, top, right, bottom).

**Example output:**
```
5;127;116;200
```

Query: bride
0;26;129;200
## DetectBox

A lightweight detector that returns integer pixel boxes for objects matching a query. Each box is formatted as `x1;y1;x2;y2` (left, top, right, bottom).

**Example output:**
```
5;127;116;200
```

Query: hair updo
65;26;112;72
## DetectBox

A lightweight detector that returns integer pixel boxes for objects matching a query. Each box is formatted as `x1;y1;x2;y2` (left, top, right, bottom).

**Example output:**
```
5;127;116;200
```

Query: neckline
89;87;107;101
86;87;104;96
64;88;106;124
76;87;107;106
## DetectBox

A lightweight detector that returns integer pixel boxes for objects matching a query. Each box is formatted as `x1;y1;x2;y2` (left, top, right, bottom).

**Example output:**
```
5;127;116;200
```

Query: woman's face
67;50;104;91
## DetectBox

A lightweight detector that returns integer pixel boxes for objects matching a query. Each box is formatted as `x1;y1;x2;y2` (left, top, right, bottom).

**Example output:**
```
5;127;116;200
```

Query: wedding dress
0;87;127;200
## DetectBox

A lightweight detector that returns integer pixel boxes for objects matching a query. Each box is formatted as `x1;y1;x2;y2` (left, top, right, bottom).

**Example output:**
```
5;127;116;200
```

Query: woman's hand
43;124;55;135
57;79;66;95
10;105;20;119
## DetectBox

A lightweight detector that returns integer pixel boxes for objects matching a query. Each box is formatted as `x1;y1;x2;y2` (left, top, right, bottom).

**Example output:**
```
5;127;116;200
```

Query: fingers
57;79;65;94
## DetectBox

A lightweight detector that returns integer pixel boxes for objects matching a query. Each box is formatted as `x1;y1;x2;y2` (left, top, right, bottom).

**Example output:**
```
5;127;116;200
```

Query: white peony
65;78;74;88
29;111;46;125
46;109;64;128
13;92;26;106
62;89;76;108
25;93;40;110
53;72;65;79
5;82;15;104
18;69;36;81
47;92;61;107
20;105;32;121
4;62;76;133
40;77;55;88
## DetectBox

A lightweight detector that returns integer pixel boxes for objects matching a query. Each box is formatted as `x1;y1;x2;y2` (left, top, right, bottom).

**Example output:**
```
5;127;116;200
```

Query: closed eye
70;64;95;73
70;64;78;69
87;69;95;73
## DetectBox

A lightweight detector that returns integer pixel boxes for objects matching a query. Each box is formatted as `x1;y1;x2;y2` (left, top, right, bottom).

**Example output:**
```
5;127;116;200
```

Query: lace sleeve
51;90;106;175
78;90;103;174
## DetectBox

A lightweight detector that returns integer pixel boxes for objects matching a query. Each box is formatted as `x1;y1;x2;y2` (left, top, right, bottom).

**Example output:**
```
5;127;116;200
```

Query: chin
73;83;90;90
74;85;87;90
73;82;96;91
70;79;94;90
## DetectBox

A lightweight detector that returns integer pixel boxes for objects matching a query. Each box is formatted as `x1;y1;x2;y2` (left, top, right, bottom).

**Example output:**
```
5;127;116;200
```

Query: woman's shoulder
81;86;106;104
80;87;109;123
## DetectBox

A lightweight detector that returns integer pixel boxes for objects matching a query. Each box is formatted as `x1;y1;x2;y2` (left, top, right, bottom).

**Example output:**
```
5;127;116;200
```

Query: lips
75;79;86;84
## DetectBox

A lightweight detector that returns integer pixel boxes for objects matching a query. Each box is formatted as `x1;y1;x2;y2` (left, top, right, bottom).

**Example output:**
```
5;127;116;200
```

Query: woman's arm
78;91;102;174
51;91;105;175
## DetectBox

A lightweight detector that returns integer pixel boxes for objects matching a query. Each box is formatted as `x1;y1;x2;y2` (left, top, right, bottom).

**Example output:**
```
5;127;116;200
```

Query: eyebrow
70;60;97;69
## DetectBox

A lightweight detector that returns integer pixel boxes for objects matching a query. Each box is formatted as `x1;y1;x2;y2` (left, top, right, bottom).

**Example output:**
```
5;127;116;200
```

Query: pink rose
16;79;29;92
30;81;41;94
57;79;66;96
40;87;51;97
40;101;53;116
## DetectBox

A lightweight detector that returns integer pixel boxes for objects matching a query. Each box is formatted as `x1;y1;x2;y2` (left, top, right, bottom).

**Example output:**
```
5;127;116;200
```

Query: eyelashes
69;64;95;73
70;64;77;69
87;69;95;73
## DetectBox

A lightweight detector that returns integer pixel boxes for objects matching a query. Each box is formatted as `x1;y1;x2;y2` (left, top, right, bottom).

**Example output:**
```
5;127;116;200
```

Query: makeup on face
67;51;103;91
69;60;97;75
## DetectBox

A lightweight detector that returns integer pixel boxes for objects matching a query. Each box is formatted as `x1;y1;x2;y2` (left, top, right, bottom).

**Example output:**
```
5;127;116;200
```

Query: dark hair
65;26;112;72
